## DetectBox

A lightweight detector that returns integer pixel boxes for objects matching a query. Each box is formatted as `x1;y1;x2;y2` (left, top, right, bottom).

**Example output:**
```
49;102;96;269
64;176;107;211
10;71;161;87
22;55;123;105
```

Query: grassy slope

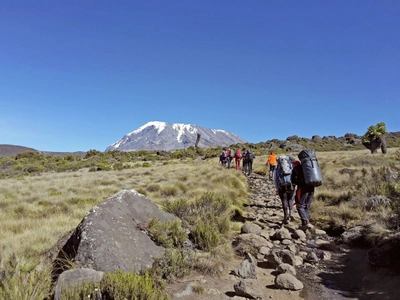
0;158;249;262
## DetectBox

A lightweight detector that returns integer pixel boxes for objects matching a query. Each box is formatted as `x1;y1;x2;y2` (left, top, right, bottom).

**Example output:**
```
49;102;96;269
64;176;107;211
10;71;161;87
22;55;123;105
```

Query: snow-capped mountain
106;121;247;151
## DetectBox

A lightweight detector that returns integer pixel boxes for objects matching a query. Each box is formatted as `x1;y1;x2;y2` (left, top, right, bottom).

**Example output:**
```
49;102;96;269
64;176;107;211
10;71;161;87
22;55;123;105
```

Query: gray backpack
274;155;293;190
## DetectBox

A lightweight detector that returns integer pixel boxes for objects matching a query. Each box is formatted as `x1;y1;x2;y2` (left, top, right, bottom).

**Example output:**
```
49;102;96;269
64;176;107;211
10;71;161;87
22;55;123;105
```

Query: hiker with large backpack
244;149;255;176
234;148;242;171
226;149;233;169
273;155;296;224
291;150;323;231
219;148;227;168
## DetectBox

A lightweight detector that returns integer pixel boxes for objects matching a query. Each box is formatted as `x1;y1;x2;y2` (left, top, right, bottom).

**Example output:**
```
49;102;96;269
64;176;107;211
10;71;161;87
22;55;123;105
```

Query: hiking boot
300;222;313;231
282;218;289;224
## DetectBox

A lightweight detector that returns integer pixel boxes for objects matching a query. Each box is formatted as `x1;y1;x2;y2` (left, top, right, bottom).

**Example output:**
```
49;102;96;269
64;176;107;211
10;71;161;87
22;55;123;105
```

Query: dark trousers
247;160;253;175
296;185;315;225
242;159;248;174
279;188;295;220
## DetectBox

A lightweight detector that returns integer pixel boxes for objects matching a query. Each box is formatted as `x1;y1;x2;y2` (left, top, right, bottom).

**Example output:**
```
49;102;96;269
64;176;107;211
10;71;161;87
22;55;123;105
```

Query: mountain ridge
105;121;248;152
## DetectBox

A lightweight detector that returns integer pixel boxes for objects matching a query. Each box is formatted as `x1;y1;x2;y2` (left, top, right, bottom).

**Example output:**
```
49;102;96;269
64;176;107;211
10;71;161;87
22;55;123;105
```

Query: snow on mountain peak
172;123;198;142
106;121;247;151
130;121;167;135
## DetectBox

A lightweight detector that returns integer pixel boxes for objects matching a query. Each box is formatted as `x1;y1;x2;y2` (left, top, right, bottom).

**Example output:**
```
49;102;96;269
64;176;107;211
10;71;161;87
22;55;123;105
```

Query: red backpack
235;149;242;158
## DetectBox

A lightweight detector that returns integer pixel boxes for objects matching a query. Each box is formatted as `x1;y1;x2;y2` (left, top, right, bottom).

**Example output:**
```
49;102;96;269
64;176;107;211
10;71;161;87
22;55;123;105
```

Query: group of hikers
220;147;322;231
219;148;255;175
267;150;322;231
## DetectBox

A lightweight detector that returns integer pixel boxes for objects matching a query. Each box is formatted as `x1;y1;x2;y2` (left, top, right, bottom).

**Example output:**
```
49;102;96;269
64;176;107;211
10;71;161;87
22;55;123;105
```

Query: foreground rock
54;268;104;300
54;189;178;276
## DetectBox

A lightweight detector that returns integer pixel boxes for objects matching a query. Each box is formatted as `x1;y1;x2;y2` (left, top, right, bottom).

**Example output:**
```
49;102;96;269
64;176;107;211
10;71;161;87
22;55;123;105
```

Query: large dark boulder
344;133;362;145
286;135;299;141
279;141;304;152
54;189;179;276
311;135;322;143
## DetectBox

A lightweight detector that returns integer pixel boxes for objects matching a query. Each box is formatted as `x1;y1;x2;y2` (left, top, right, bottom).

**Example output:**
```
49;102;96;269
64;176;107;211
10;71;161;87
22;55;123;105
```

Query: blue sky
1;1;399;152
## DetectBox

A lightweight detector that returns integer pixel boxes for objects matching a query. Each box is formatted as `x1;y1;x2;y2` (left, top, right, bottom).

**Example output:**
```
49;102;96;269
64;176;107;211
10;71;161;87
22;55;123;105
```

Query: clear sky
1;1;399;152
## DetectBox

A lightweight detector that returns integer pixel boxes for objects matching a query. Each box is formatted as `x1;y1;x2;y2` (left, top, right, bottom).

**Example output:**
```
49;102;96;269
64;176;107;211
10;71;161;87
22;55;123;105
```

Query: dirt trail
166;173;400;300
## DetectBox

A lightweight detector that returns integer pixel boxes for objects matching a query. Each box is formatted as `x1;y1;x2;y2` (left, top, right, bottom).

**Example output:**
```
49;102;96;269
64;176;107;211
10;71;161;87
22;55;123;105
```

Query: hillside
0;144;86;158
0;144;37;157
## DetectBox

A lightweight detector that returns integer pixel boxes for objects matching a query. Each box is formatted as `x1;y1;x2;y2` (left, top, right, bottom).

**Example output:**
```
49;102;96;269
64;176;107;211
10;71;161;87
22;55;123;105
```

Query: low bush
150;249;192;283
101;270;169;300
148;218;187;248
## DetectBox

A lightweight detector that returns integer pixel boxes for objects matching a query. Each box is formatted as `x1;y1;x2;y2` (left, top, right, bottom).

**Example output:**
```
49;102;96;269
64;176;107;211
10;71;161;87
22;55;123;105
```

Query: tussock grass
310;149;400;231
364;222;392;246
0;158;248;262
0;256;52;300
2;147;400;294
0;157;249;297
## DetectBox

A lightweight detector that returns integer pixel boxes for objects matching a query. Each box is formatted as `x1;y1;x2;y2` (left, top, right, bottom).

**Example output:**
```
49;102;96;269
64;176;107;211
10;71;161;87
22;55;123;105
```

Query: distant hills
105;121;248;152
0;144;86;158
0;145;37;157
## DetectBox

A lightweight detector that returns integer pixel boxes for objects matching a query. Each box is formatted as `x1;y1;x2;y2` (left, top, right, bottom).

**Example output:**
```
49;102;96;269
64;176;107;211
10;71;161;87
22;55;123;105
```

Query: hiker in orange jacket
267;151;277;179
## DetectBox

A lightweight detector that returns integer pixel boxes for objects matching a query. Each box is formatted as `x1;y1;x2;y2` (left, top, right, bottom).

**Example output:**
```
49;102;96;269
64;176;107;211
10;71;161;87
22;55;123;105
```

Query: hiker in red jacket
234;149;242;170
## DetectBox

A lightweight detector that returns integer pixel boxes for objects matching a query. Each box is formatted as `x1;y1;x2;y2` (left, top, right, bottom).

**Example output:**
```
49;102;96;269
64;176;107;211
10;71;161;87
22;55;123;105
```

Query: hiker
291;159;315;230
234;148;242;170
229;148;235;168
274;155;295;224
267;151;277;179
226;149;232;169
219;148;227;168
245;149;255;176
242;148;248;175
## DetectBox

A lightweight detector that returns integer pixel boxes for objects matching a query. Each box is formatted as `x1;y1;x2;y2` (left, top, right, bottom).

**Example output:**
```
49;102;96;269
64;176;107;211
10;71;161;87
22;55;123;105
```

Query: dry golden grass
0;158;249;263
1;147;399;263
254;148;400;232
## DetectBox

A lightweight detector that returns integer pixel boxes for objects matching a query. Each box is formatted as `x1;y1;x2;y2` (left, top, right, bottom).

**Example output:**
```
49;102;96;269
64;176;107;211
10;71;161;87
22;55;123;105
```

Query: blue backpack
274;155;293;190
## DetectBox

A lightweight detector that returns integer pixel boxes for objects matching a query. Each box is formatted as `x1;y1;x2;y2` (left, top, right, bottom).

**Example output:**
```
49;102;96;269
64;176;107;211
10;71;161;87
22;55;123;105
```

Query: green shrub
60;281;100;300
150;249;192;283
192;220;220;251
162;198;191;219
101;270;169;300
113;162;124;171
148;218;187;248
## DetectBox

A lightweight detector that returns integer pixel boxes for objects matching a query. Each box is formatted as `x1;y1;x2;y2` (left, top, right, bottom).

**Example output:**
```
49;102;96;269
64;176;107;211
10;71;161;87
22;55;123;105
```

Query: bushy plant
161;193;233;251
362;122;387;143
60;281;100;300
148;218;187;248
101;270;170;300
150;249;192;283
192;220;221;251
162;198;191;219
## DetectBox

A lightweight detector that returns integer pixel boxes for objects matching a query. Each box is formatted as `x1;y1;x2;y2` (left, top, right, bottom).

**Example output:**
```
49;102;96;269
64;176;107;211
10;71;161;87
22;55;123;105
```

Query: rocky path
167;173;397;300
